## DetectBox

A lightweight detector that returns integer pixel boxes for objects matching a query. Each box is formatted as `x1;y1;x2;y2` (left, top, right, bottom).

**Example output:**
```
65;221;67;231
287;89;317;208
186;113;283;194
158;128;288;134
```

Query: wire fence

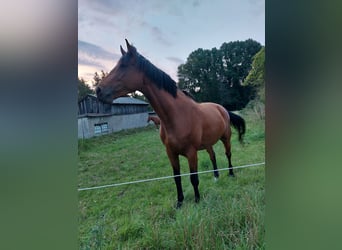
78;162;265;191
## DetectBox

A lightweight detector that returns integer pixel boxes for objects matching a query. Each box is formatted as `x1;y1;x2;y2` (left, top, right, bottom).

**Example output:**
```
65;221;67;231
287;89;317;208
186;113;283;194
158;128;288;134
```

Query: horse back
199;102;229;127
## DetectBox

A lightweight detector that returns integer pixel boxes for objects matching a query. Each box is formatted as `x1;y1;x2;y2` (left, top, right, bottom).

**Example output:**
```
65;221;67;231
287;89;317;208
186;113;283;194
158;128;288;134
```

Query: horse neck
140;79;179;125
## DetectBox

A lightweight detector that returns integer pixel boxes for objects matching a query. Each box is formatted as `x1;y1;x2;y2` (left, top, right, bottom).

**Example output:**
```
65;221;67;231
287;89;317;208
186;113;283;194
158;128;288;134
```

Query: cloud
78;0;126;32
150;26;173;47
166;56;184;65
79;0;125;15
78;40;120;82
78;40;118;61
79;0;175;47
138;21;173;47
247;0;265;17
192;0;201;7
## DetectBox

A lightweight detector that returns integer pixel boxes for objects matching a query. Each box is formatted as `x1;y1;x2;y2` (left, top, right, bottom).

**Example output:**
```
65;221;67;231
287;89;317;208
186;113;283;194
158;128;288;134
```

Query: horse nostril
95;86;101;96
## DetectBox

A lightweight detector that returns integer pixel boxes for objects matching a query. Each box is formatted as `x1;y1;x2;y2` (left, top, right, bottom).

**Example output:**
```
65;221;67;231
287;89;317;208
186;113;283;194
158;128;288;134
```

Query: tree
219;39;261;110
178;39;261;110
92;70;108;88
243;47;265;103
78;77;94;101
242;47;265;119
178;48;219;103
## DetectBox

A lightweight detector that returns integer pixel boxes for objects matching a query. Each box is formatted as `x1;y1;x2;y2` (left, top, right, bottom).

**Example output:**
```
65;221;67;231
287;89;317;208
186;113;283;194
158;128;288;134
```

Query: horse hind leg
220;136;235;177
206;146;219;179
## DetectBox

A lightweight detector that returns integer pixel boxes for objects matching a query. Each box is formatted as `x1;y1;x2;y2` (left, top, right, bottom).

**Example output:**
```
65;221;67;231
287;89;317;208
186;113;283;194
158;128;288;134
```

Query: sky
78;0;264;86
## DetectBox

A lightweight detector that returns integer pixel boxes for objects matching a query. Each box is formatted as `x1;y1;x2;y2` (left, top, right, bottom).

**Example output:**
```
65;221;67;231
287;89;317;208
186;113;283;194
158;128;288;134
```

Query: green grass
78;113;265;249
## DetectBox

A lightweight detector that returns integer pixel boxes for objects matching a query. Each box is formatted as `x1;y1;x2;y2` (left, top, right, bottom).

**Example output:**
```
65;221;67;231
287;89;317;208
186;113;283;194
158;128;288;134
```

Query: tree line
78;39;264;112
178;39;262;110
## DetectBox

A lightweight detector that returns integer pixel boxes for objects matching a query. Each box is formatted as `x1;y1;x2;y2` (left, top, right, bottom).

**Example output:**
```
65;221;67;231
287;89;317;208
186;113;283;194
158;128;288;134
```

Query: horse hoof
228;173;235;177
195;197;200;203
214;177;219;182
176;201;183;209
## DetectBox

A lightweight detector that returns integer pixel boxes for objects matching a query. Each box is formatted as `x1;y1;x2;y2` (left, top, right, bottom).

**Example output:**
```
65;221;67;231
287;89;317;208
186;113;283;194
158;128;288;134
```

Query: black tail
228;111;246;144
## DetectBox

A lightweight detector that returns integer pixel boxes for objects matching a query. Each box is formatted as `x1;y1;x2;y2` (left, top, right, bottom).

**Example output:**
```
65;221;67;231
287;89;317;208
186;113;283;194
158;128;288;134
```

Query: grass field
78;112;265;249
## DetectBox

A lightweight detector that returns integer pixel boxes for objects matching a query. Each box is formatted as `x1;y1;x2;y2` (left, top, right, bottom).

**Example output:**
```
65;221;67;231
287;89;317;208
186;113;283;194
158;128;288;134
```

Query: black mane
182;90;195;100
124;47;178;98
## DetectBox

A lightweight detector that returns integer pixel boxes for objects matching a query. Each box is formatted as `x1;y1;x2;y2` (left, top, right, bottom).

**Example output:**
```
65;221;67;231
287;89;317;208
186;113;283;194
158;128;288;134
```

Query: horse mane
125;45;178;98
182;90;195;100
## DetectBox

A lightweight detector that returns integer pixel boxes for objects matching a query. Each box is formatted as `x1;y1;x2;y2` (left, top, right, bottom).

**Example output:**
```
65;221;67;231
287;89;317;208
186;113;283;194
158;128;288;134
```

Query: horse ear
120;45;126;56
125;39;130;49
125;39;134;53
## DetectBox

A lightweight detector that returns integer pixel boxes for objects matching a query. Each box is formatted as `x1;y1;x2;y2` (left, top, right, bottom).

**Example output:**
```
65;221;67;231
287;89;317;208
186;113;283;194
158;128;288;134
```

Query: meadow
78;111;265;249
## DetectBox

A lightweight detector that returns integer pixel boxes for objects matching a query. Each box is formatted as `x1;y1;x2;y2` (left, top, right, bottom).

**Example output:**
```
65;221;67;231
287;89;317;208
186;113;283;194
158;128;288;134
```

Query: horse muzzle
95;86;113;104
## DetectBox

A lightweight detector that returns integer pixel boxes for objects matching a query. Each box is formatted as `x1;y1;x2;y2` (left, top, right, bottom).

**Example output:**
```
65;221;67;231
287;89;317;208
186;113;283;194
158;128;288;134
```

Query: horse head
96;39;144;104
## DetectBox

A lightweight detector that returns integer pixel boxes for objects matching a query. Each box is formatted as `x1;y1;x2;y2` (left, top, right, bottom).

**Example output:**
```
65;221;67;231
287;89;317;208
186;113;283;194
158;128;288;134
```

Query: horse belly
197;123;224;149
197;138;220;151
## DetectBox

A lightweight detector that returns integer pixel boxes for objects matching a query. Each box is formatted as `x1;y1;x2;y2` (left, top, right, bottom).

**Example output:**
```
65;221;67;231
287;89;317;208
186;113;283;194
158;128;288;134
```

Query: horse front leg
166;148;184;208
187;148;200;203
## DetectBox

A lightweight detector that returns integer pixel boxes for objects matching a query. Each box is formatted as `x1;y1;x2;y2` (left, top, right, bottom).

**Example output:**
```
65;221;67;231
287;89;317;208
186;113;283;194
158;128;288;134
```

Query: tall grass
78;113;265;249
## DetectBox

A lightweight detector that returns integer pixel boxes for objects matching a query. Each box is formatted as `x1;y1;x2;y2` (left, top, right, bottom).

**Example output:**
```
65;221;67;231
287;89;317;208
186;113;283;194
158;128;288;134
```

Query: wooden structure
78;94;149;138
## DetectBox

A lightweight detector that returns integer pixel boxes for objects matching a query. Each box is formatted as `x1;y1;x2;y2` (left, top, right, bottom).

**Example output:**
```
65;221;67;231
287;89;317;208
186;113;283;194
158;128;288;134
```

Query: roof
80;94;148;105
113;97;148;105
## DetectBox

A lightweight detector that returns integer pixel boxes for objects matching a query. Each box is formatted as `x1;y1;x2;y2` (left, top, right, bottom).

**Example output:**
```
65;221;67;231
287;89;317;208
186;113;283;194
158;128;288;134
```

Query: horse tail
228;111;246;144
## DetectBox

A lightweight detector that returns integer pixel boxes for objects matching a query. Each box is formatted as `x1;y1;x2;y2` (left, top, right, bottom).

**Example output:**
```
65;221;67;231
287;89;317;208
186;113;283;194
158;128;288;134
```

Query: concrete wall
78;112;149;139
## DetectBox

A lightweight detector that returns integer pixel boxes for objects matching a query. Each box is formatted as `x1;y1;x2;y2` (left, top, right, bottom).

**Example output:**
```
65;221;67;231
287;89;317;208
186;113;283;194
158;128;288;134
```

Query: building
78;94;149;139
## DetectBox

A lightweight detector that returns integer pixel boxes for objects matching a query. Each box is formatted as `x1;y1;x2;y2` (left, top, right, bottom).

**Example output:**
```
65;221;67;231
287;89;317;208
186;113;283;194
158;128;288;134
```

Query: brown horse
96;39;245;208
147;115;161;129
